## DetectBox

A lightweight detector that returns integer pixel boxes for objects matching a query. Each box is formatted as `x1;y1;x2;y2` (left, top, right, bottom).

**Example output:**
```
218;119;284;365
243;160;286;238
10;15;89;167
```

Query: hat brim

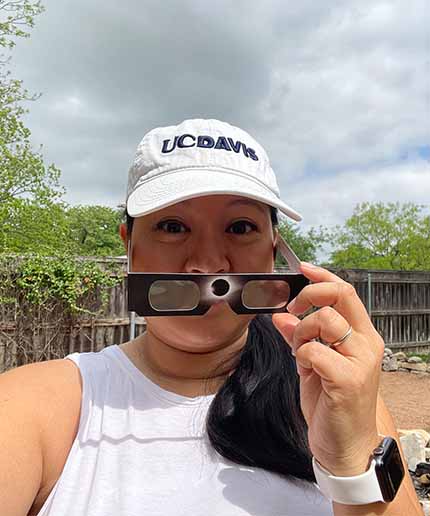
127;167;302;222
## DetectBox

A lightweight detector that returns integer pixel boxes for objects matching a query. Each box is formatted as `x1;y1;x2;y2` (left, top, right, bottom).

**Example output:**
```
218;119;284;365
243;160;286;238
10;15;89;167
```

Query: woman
0;119;421;516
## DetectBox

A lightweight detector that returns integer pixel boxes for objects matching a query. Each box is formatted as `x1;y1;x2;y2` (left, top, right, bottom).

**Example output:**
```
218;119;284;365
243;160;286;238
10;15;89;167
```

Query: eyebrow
180;198;267;214
225;198;267;213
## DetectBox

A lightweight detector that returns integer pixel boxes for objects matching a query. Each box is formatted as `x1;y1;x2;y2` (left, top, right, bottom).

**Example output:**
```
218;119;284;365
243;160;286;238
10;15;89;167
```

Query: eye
227;220;258;235
155;220;188;233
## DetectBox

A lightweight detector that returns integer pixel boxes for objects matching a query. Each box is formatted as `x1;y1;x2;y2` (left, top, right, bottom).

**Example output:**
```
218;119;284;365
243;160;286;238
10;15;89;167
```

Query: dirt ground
379;371;430;432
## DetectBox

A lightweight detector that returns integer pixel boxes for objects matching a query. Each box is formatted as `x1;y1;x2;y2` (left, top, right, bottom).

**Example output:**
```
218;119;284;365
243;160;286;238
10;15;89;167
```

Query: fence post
129;311;136;340
367;272;372;316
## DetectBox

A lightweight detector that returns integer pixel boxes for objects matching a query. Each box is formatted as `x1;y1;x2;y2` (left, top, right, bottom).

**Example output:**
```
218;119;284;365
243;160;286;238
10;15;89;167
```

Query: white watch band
312;456;385;505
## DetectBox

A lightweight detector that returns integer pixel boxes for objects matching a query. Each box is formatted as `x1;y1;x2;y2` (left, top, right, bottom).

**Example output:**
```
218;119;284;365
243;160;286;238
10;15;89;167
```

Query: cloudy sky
9;0;430;231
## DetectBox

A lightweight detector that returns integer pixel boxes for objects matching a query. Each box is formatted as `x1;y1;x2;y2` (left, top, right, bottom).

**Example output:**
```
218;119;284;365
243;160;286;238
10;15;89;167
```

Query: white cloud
285;159;430;230
8;0;430;224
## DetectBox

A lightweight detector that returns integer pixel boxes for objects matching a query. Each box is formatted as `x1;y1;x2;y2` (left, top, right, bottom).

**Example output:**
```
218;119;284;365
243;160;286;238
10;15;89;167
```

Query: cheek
231;243;275;272
132;243;182;272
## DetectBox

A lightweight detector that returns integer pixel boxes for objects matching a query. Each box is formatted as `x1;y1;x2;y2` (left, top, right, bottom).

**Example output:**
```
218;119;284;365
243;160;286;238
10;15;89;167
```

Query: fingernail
287;298;296;312
301;262;319;269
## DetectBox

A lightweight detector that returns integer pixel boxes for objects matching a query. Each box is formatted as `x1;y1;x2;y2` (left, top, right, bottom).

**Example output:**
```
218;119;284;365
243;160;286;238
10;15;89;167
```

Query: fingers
273;262;385;365
287;269;374;334
295;340;352;386
293;305;380;360
299;262;345;283
294;305;353;351
272;312;300;348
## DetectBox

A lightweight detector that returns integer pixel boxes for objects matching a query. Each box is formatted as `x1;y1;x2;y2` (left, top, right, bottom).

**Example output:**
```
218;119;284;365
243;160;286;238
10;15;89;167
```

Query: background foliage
0;1;65;252
0;1;124;319
327;202;430;270
275;220;326;267
0;253;123;368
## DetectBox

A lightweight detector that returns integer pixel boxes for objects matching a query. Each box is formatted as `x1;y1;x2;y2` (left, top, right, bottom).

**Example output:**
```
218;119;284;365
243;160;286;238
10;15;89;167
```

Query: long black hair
125;206;315;483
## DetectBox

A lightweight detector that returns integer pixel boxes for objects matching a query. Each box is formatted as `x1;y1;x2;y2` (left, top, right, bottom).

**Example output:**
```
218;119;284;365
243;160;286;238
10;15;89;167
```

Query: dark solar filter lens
241;280;290;309
148;280;200;310
148;278;291;312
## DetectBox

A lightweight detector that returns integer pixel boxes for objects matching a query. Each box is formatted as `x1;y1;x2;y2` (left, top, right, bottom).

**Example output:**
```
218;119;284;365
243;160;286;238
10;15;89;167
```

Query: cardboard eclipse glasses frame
127;235;309;316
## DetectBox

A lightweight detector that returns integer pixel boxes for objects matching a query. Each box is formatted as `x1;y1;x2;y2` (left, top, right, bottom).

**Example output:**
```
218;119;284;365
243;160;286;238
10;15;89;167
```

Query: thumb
272;312;300;348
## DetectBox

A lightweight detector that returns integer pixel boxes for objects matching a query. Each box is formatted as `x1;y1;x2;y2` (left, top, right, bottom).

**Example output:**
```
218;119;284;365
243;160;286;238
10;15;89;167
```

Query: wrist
312;435;406;505
316;457;372;477
314;433;381;477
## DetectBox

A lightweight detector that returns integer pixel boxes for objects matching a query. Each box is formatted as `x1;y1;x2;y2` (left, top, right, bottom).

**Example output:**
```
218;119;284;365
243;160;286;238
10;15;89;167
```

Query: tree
0;1;63;249
0;202;125;256
0;198;70;253
0;1;44;51
327;202;430;270
0;75;62;206
275;219;326;267
65;206;125;256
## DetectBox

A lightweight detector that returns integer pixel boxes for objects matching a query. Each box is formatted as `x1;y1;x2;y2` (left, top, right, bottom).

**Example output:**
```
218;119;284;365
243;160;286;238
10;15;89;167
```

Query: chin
146;311;254;353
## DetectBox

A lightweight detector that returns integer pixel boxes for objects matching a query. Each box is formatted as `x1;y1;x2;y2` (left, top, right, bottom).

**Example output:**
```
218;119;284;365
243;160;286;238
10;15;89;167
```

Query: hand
272;262;385;477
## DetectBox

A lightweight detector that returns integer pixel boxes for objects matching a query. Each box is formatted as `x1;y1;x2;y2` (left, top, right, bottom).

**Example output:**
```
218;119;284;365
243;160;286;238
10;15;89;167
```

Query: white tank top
36;344;333;516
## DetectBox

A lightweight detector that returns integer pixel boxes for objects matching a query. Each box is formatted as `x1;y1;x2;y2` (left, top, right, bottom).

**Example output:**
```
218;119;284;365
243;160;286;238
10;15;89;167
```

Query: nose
183;233;231;274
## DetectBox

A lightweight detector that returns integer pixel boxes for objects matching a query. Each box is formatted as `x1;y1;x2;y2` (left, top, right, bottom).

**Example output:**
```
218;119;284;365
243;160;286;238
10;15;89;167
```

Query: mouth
206;300;228;314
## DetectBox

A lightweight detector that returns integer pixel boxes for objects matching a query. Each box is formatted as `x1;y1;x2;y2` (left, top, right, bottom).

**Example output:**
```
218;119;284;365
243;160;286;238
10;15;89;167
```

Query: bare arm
0;364;45;516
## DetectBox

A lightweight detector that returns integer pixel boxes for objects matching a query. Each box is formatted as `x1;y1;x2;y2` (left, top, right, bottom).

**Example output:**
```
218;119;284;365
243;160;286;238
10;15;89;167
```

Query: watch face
374;438;405;502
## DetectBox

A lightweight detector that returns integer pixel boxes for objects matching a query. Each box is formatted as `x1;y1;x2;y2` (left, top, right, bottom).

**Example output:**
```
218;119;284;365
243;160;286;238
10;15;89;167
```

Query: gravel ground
379;371;430;432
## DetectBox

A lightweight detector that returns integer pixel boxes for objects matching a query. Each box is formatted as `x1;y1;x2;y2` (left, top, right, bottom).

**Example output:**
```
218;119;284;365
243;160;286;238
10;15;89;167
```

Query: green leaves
0;73;63;208
0;1;65;255
0;199;124;255
1;253;122;315
275;219;327;266
0;1;44;50
65;205;125;256
0;202;125;256
273;203;430;271
327;202;430;270
0;199;69;253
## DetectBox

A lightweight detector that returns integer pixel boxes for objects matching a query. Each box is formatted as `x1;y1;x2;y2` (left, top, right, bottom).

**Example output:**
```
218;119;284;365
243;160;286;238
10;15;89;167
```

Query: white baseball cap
126;118;302;222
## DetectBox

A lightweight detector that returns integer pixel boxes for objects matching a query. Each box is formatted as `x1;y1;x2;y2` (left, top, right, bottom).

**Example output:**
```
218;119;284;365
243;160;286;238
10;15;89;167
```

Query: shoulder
1;357;82;426
1;358;83;514
27;359;83;497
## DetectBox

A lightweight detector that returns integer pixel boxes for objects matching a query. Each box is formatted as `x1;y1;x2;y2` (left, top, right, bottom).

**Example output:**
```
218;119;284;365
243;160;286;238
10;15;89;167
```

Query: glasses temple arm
127;240;132;274
276;234;302;273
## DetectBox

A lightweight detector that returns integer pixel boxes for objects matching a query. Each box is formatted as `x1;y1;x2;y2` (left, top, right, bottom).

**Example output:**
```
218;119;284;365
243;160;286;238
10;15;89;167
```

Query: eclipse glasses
127;235;308;317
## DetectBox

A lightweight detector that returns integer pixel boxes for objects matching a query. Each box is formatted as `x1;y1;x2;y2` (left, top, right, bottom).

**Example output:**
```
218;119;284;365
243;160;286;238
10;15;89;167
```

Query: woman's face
121;194;278;353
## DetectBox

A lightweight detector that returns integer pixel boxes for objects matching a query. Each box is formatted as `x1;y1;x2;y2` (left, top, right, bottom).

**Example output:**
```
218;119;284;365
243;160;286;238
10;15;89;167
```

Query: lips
206;300;228;314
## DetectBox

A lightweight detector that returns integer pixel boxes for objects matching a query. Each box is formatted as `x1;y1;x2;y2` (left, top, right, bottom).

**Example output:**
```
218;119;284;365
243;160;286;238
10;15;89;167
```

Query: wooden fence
0;260;429;373
332;268;430;354
0;258;145;373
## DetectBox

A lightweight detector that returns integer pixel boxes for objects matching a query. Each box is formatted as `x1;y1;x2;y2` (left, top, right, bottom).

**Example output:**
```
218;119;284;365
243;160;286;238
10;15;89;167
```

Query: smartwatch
312;436;405;505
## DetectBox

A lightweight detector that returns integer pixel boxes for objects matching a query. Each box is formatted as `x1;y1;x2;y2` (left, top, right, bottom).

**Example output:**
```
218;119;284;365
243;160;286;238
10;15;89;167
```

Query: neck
133;327;249;398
